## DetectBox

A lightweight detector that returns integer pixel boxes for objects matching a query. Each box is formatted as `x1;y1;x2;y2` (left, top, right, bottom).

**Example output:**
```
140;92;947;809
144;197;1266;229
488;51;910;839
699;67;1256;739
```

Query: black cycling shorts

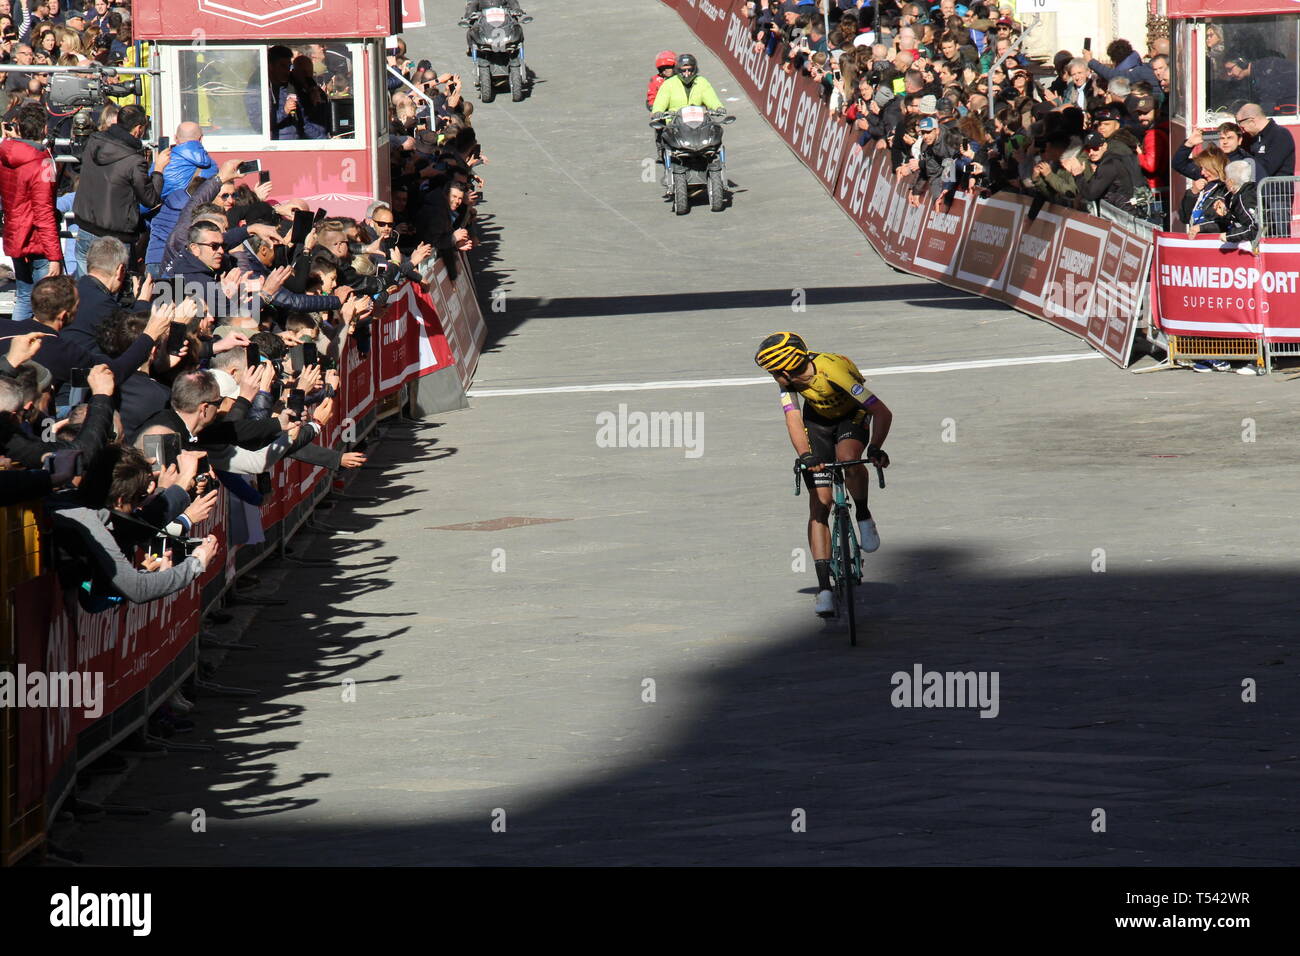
802;409;869;490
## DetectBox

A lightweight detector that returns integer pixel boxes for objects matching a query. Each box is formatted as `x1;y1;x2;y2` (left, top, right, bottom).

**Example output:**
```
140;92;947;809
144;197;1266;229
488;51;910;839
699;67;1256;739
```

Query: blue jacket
160;140;217;198
1089;51;1159;93
146;185;192;265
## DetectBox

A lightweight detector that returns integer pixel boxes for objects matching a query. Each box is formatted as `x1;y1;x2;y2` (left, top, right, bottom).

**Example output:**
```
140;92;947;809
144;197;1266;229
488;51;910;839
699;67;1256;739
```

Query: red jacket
647;75;666;109
1138;119;1170;192
0;138;62;262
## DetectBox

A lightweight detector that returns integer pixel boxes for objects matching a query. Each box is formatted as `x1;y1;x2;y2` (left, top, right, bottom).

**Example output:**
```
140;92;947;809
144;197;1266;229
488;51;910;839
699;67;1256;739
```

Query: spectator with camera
47;440;220;610
60;236;151;352
1063;130;1141;210
10;274;166;407
72;104;170;273
0;330;116;468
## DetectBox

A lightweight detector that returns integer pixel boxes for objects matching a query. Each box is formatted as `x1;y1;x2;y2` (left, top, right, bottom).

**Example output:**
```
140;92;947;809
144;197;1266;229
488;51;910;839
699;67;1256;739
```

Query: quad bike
460;6;533;102
651;106;736;214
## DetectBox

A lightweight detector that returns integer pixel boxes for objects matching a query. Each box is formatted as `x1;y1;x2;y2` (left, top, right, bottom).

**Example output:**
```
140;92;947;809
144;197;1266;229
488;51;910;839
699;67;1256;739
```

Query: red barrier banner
1041;218;1109;340
378;295;421;397
1087;226;1151;364
676;0;702;31
1151;234;1267;338
425;257;488;389
954;195;1023;294
1003;199;1062;310
842;142;885;236
1259;243;1300;342
12;577;71;807
912;191;975;283
1151;234;1300;342
15;571;201;793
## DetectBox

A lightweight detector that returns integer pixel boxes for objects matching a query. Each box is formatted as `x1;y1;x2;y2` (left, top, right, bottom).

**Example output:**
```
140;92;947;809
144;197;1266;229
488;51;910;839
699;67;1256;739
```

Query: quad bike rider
648;50;677;162
650;53;725;191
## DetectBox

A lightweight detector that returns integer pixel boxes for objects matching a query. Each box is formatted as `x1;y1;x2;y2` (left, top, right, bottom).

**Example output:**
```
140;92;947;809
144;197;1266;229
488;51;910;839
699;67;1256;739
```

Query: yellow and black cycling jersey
777;352;877;420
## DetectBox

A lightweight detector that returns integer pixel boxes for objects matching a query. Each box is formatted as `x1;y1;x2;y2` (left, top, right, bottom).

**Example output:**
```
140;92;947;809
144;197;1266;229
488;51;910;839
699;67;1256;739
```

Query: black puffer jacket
1076;148;1143;209
72;124;164;242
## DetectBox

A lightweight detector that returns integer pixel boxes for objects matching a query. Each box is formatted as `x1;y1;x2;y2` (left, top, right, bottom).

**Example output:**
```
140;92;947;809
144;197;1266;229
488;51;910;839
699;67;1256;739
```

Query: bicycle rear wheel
836;512;858;646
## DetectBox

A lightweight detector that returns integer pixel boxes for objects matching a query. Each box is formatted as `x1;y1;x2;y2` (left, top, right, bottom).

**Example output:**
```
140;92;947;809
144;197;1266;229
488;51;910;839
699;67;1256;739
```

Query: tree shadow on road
71;499;1300;864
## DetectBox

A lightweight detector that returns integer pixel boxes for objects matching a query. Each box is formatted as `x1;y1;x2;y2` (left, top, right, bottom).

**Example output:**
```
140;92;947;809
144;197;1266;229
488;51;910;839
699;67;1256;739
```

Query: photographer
1;337;115;472
0;99;62;320
11;275;168;403
72;104;170;273
47;442;219;610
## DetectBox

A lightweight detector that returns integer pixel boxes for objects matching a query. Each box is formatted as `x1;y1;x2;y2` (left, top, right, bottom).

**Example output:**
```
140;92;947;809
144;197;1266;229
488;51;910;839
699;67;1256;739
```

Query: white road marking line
467;352;1103;397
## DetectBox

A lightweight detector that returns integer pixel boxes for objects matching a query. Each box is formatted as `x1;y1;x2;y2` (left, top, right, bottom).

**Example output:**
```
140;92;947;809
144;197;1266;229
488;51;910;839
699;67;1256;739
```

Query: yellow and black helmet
754;332;809;372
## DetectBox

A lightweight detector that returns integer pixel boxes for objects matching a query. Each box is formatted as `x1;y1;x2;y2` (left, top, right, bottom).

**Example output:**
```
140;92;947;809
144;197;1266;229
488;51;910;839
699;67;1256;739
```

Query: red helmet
655;50;677;69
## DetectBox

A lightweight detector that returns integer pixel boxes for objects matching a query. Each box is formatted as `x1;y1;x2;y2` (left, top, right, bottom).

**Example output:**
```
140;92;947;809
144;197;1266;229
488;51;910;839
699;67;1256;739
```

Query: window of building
172;42;359;144
1203;16;1299;121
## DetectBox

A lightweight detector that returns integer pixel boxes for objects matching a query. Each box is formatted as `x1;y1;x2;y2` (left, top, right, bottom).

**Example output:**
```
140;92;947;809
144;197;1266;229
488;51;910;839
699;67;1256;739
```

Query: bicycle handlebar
793;458;886;496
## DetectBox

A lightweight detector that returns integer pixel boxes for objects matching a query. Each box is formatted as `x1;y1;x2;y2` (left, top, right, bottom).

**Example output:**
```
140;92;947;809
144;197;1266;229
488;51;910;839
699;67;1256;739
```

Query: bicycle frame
793;457;883;586
828;470;862;588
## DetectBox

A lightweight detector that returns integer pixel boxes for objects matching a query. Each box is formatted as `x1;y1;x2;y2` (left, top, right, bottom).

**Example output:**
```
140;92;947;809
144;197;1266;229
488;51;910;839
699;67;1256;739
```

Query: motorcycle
459;7;532;103
650;106;736;215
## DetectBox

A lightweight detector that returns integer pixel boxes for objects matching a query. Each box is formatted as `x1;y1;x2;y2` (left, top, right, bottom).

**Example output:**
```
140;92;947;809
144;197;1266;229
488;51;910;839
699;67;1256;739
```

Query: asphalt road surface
73;2;1299;866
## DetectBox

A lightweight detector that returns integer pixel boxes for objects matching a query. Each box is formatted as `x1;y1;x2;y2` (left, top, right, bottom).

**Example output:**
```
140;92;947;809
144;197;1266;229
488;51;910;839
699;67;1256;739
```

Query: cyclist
755;332;893;617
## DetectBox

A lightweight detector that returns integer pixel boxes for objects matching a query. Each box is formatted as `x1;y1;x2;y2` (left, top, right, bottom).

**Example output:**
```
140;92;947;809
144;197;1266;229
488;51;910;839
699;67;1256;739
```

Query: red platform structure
130;0;406;219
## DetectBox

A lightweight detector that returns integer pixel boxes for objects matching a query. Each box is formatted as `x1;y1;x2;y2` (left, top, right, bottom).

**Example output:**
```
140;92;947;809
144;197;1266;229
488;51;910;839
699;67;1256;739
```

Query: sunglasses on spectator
192;241;224;251
372;218;394;227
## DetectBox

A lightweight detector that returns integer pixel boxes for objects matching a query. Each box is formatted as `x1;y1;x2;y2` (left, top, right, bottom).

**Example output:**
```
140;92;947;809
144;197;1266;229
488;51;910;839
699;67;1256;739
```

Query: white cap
211;368;240;400
853;31;875;48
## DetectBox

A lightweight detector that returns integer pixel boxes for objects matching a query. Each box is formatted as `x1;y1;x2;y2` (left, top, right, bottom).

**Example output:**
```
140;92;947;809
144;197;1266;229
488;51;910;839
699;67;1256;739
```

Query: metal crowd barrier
1254;175;1299;241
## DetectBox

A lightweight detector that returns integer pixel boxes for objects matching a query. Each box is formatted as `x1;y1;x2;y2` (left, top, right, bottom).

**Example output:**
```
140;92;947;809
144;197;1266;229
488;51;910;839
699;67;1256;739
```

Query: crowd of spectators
740;1;1296;241
0;4;488;740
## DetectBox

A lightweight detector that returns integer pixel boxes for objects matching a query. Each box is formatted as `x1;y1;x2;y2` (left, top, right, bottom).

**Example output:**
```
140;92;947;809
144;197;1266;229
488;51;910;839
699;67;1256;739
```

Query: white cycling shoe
814;589;835;616
858;519;880;553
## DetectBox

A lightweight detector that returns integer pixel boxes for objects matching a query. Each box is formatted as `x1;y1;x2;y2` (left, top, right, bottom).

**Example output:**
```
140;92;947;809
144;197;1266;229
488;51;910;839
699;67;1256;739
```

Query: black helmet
755;332;810;372
676;53;699;88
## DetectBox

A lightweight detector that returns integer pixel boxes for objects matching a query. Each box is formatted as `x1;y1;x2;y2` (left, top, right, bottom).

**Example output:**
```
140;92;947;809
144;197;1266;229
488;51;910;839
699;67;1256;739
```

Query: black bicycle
795;457;885;646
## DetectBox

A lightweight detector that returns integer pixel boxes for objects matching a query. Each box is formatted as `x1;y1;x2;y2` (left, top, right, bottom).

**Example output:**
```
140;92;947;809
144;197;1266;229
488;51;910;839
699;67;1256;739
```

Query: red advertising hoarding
911;192;973;282
1041;219;1109;340
954;196;1023;293
1151;234;1300;342
133;0;400;41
